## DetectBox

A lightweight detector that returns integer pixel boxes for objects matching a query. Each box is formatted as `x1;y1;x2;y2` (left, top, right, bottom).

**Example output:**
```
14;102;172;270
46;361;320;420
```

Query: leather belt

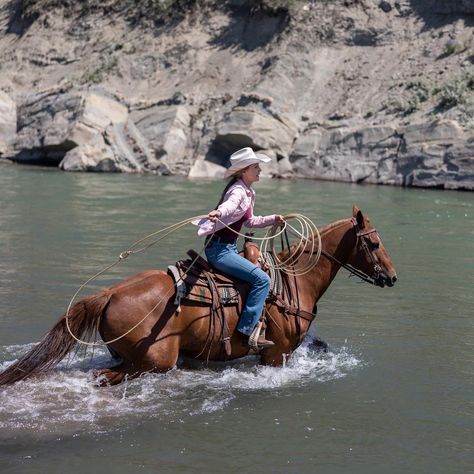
207;235;237;245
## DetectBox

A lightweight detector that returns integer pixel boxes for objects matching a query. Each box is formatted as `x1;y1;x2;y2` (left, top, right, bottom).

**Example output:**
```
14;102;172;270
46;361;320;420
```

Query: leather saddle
167;249;251;310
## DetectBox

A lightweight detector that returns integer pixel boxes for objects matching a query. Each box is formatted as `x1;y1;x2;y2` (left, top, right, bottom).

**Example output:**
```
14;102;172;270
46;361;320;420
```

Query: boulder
60;119;157;172
60;145;121;172
13;92;130;166
133;105;191;175
81;94;128;129
188;159;226;179
11;91;160;172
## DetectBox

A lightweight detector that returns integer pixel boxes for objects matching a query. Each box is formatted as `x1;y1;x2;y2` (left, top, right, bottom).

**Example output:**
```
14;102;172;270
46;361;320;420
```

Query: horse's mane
318;218;351;236
276;218;351;263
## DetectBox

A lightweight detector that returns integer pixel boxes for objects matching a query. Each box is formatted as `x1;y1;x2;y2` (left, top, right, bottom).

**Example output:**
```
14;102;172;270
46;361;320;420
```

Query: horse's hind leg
93;339;180;386
93;363;141;387
143;337;180;373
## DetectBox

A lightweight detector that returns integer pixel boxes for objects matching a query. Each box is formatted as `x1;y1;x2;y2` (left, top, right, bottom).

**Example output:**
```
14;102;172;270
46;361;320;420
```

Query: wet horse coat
0;207;397;386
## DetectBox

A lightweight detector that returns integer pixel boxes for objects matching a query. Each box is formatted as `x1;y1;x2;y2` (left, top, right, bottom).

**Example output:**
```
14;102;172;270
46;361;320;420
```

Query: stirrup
248;322;263;350
248;322;274;350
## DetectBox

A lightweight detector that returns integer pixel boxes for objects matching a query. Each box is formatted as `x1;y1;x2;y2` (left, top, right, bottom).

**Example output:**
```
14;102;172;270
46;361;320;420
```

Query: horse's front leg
259;335;329;366
307;334;330;353
259;346;291;366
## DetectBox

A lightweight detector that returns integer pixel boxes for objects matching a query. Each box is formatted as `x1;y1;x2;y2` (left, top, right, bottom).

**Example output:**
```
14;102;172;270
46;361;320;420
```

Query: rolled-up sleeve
217;188;244;219
244;214;276;228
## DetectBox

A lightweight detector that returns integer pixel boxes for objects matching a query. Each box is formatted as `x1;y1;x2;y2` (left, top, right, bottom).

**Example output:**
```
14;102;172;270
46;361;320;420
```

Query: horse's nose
390;275;397;285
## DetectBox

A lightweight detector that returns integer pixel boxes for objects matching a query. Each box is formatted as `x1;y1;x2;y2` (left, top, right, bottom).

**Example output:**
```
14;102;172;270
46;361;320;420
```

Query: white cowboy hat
223;147;272;178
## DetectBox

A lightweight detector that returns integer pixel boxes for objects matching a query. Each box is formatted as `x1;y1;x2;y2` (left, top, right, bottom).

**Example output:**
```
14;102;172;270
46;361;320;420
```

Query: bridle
304;217;383;286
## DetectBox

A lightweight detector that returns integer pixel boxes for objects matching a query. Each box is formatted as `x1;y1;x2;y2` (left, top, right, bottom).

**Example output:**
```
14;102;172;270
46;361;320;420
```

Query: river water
0;163;472;474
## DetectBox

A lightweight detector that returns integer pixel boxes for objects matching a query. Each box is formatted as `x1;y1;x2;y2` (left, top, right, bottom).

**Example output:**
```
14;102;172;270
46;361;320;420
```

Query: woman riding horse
0;200;397;386
195;147;284;349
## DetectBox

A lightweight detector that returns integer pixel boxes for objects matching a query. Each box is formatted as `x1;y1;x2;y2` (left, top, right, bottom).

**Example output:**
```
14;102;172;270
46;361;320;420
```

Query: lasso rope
260;213;321;276
65;213;321;347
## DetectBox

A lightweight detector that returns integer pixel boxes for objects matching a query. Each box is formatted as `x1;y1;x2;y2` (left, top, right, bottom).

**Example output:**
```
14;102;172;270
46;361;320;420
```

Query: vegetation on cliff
20;0;305;27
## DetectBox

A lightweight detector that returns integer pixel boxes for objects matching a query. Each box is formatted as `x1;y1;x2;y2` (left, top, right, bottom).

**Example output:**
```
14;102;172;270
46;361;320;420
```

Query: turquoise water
0;163;472;474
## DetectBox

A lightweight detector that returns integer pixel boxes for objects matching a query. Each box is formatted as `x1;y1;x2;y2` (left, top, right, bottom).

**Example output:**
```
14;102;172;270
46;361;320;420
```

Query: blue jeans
205;240;271;336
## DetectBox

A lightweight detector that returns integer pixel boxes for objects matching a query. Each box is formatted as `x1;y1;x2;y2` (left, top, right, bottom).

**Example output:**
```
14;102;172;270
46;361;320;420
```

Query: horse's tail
0;292;111;385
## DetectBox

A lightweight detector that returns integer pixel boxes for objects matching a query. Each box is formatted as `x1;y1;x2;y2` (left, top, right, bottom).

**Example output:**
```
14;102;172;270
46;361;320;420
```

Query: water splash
0;339;361;435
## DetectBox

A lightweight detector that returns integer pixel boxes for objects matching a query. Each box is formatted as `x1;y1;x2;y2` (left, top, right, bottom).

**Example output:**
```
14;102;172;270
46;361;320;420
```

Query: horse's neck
298;218;356;306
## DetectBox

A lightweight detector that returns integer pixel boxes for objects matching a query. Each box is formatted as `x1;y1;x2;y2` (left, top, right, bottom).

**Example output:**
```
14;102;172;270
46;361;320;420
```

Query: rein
320;249;377;285
302;218;380;286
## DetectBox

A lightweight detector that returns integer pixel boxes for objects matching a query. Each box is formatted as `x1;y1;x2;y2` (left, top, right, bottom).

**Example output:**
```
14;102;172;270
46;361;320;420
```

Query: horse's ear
353;205;365;229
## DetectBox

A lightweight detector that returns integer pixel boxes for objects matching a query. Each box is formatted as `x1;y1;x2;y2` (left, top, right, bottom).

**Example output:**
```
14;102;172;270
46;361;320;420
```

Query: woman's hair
215;167;249;209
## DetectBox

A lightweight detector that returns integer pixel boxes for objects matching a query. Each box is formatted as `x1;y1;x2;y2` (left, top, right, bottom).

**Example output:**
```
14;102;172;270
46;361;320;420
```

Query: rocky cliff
0;0;473;190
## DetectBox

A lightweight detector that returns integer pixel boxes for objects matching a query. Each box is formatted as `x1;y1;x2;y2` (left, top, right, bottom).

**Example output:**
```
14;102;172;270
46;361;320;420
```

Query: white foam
0;339;361;434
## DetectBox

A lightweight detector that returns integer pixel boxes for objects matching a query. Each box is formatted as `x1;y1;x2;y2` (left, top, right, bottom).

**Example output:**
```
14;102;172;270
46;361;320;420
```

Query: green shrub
437;72;474;108
383;95;419;115
255;0;300;13
406;80;431;103
80;68;104;84
443;38;469;56
79;52;118;84
383;79;434;116
443;39;461;55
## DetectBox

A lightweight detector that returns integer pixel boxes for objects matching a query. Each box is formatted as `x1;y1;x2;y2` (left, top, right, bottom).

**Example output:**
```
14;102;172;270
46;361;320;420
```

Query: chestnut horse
0;206;397;386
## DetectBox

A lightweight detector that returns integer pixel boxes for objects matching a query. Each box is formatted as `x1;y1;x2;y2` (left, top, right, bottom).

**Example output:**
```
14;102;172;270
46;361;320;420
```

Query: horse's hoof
310;337;330;353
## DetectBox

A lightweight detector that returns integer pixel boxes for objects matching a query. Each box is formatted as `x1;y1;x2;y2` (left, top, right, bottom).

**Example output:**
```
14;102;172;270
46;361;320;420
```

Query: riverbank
0;0;473;189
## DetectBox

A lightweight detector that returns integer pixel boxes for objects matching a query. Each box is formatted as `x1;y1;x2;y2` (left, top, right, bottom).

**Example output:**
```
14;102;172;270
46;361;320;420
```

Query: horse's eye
371;242;380;250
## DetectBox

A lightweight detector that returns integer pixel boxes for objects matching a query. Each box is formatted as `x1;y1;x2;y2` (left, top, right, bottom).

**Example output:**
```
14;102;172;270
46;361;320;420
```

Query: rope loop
259;214;321;276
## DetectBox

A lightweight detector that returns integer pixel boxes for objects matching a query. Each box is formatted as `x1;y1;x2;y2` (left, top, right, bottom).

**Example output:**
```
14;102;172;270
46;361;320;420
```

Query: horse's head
346;205;398;288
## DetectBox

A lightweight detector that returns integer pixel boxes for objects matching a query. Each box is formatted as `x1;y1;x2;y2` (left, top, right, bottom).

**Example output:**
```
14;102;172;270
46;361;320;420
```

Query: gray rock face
291;120;474;190
0;91;16;156
12;91;163;172
8;87;473;189
215;107;298;159
5;84;474;190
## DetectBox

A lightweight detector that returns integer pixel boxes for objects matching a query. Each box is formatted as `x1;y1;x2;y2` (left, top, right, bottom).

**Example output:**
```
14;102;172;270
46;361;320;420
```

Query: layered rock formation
292;119;472;189
0;0;473;190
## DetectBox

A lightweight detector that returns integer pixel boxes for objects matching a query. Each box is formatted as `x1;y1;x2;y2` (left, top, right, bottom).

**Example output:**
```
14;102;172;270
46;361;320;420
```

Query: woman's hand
208;210;222;222
275;215;285;225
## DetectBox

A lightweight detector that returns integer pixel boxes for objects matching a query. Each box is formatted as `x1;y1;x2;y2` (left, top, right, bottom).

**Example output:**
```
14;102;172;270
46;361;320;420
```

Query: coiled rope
260;213;321;276
65;213;320;347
